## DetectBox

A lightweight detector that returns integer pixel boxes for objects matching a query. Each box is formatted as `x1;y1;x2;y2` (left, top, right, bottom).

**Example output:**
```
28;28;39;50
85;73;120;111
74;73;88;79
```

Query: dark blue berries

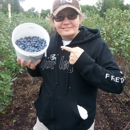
15;36;47;52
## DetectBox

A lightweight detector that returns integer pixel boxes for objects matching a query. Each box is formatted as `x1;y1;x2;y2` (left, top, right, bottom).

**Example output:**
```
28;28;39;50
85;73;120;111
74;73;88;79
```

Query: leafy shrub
83;8;130;61
0;10;54;112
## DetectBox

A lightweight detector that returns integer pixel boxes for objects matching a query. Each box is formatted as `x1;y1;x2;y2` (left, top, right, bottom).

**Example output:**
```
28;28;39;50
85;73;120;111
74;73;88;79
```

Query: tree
41;9;50;19
124;4;130;10
96;0;129;16
81;5;98;13
0;0;24;13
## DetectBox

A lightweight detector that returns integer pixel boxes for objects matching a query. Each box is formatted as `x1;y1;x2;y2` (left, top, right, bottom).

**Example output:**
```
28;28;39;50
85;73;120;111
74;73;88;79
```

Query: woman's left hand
61;46;84;65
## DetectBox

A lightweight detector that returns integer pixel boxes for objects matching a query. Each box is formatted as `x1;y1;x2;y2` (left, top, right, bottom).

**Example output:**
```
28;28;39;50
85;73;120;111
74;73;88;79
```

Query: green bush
0;11;54;112
83;8;130;61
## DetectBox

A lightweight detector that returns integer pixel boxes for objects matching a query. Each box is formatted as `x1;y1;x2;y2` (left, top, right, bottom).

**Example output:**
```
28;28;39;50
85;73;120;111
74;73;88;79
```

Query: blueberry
15;36;47;52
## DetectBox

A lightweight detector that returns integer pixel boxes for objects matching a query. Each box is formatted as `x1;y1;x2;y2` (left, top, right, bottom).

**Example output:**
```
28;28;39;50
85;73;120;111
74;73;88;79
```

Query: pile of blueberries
15;36;47;52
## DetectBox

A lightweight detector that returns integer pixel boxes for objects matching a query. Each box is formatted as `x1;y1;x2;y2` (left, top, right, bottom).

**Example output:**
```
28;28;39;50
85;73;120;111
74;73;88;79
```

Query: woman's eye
69;14;75;19
57;16;64;20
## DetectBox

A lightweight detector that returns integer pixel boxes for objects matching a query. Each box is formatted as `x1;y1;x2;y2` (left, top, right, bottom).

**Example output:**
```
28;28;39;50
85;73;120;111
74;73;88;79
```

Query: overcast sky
20;0;130;12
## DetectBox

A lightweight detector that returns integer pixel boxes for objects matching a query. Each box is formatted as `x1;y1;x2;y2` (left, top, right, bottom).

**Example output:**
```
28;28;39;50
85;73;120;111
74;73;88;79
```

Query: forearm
74;51;125;94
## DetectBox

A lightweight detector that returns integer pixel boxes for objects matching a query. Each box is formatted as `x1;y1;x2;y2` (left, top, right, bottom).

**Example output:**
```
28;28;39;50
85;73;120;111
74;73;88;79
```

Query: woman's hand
61;46;84;65
17;58;41;70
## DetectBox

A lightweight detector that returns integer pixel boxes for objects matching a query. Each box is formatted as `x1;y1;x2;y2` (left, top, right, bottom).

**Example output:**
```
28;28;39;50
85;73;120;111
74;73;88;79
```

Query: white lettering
59;56;69;70
105;73;125;83
66;0;72;3
60;0;72;4
41;60;56;70
111;75;115;82
105;73;110;79
59;56;73;73
115;77;120;83
120;77;125;83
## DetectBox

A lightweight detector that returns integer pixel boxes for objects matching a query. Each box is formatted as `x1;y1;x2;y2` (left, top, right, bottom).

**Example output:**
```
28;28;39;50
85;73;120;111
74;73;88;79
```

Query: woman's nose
63;16;70;23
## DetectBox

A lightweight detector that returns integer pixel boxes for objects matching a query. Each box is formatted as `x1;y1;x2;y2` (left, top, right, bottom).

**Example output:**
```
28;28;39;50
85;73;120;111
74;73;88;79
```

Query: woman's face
52;8;82;41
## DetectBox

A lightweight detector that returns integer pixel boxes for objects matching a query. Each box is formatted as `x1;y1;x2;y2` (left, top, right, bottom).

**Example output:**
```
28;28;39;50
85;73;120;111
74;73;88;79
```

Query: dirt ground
0;58;130;130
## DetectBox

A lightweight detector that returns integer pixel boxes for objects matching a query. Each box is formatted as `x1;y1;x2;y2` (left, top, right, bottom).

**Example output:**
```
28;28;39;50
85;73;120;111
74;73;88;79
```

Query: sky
20;0;130;13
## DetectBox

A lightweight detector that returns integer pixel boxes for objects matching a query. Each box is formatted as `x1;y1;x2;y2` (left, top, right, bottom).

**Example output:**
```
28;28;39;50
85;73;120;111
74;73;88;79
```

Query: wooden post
8;4;11;19
0;4;2;8
38;13;41;19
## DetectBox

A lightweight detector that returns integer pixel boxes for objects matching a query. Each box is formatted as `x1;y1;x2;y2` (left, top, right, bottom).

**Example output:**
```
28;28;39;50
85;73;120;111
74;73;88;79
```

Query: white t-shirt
62;40;71;46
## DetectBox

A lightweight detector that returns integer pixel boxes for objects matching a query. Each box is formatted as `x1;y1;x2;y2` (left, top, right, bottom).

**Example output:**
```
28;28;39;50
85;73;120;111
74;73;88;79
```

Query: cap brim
53;4;81;16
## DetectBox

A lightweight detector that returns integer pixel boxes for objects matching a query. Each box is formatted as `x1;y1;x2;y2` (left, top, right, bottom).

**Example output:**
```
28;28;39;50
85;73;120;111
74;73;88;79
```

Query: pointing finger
61;46;73;53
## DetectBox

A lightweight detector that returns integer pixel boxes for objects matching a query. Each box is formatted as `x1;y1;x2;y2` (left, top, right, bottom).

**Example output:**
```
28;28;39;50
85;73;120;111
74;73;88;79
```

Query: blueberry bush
0;11;53;112
83;8;130;61
0;8;130;112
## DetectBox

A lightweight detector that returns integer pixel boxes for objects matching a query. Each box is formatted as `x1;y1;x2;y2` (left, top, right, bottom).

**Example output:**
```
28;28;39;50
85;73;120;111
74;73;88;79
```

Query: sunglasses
53;13;78;22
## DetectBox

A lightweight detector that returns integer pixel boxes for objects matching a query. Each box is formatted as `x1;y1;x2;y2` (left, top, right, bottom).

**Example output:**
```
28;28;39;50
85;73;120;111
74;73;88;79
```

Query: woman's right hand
17;58;41;70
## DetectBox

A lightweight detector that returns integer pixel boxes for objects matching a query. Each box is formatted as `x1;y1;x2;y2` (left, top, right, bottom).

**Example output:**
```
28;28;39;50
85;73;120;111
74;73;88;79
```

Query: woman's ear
79;15;83;24
47;14;55;28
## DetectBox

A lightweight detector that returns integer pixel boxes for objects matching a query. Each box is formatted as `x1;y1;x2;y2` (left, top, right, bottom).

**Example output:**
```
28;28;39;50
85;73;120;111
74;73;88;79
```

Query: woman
17;0;125;130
